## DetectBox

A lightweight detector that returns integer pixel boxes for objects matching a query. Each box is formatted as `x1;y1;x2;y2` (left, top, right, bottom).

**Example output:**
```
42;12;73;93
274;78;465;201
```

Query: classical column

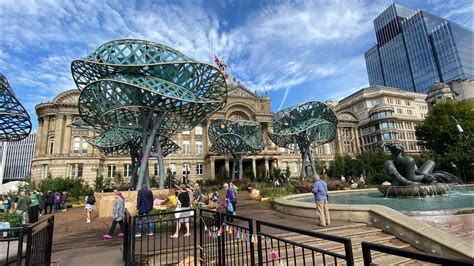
35;118;44;157
210;158;215;180
355;127;362;153
224;159;230;178
265;158;270;178
252;158;257;179
42;117;50;155
337;128;343;155
54;115;65;154
62;115;72;155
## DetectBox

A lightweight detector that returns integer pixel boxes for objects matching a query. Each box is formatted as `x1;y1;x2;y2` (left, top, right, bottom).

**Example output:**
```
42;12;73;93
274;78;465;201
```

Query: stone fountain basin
378;183;450;197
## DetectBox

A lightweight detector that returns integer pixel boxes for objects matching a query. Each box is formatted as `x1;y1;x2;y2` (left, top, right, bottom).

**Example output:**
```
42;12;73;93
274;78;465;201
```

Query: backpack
87;195;96;205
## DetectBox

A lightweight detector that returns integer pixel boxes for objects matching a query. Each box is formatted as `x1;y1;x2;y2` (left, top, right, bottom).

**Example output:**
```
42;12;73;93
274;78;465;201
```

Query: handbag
223;198;228;209
174;203;182;219
227;198;234;213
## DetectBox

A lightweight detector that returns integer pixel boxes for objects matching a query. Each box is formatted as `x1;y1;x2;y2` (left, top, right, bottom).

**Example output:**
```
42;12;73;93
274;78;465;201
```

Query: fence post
345;239;354;266
24;226;32;266
194;210;197;266
361;242;372;266
130;215;136;265
218;212;225;266
256;221;263;265
248;218;255;265
123;211;129;264
45;217;55;265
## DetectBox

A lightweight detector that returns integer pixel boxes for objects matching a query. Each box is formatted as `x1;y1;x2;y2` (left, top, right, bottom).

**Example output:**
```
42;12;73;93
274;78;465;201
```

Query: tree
416;100;474;182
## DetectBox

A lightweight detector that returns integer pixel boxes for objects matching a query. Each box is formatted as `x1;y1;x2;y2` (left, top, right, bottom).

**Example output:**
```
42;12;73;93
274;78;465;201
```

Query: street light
450;115;464;133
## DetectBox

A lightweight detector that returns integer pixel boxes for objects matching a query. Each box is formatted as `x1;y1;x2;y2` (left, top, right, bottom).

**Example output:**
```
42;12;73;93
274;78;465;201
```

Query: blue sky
1;0;472;129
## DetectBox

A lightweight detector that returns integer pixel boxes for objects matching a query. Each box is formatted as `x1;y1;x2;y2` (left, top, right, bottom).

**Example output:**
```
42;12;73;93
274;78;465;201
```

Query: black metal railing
124;208;197;265
0;215;54;266
124;208;358;265
361;241;474;266
256;220;354;266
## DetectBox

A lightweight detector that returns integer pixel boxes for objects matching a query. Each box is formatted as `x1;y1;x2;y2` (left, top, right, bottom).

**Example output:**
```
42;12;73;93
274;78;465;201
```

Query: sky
1;0;473;130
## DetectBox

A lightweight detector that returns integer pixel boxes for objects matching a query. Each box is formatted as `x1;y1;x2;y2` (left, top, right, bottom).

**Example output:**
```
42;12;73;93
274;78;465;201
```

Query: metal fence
124;208;197;265
361;241;474;266
0;215;55;266
256;220;354;266
124;208;356;265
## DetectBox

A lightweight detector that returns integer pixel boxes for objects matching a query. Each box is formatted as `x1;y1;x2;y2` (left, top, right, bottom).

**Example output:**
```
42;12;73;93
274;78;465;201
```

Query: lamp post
450;116;468;183
91;165;104;180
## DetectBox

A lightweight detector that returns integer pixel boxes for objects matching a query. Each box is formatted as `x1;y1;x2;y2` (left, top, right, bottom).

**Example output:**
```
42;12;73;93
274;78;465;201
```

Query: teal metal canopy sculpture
0;74;32;142
209;119;264;179
269;101;338;177
71;39;227;189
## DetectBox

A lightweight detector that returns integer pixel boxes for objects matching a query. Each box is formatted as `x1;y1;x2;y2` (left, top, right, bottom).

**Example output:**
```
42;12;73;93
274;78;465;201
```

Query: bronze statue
384;143;436;185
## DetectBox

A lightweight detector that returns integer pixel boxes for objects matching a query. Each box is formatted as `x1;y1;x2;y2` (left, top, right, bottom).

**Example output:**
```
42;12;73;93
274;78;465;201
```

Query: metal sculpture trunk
209;119;264;180
71;39;227;189
268;101;338;178
0;74;31;142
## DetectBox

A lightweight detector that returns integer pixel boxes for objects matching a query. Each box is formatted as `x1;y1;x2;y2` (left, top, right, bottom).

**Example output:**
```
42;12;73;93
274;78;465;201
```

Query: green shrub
94;175;105;192
1;212;22;228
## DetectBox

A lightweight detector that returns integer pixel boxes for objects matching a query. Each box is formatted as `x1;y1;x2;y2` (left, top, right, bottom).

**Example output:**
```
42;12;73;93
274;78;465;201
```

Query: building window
182;130;190;135
154;163;159;176
405;100;410;106
171;147;177;155
407;109;413;115
49;138;54;154
183;163;190;176
82;140;88;154
42;164;49;179
123;164;131;178
107;165;116;178
196;163;203;175
183;140;190;155
169;163;176;175
67;163;84;178
195;125;203;135
73;137;81;153
195;141;203;155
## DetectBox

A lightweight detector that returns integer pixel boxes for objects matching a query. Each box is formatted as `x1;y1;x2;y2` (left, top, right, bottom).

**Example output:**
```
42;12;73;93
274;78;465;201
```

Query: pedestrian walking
312;175;330;227
61;191;69;211
103;192;125;239
16;191;30;225
135;185;154;237
53;192;61;212
84;192;96;223
28;191;40;223
192;183;203;207
170;184;192;239
207;186;220;211
46;191;54;214
3;194;11;213
38;192;46;215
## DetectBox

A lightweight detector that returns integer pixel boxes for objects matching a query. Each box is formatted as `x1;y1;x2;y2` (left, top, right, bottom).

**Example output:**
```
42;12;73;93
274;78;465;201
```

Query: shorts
175;207;192;223
84;204;94;212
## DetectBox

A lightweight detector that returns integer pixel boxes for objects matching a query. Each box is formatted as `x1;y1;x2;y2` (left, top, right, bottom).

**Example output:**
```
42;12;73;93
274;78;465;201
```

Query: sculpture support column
225;159;230;179
252;158;257;180
210;158;215;180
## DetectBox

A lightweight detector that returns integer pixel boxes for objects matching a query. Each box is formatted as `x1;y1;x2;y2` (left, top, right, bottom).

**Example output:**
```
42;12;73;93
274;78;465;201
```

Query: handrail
361;241;474;266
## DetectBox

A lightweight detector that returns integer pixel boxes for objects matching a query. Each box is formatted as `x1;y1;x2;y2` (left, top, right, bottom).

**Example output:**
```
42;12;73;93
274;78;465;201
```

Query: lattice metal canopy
71;39;228;157
0;73;32;141
71;39;227;133
269;101;338;148
208;119;265;155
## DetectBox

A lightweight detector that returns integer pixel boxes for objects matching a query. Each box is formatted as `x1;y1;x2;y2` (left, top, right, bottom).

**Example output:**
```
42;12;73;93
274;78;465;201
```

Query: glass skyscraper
365;3;474;93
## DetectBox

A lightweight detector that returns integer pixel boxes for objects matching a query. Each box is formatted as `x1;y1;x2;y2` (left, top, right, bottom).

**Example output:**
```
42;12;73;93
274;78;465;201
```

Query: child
103;192;125;239
207;186;219;211
84;192;96;223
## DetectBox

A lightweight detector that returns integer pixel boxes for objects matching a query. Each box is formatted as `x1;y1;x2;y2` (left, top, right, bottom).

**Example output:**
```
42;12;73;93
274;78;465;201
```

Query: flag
213;53;225;71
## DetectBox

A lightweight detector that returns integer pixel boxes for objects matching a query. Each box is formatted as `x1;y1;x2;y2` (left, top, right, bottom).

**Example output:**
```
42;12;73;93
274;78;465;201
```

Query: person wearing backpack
28;190;40;223
312;175;330;227
84;192;96;223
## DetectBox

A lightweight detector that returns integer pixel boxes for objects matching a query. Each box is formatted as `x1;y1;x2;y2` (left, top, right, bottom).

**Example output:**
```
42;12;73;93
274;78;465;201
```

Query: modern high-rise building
365;3;474;94
0;132;37;183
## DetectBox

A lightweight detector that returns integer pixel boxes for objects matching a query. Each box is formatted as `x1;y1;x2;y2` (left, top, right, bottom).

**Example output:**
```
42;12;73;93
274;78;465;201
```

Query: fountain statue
379;143;450;197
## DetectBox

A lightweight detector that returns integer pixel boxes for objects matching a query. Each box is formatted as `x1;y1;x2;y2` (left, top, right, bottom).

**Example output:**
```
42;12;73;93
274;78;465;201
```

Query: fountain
379;143;453;197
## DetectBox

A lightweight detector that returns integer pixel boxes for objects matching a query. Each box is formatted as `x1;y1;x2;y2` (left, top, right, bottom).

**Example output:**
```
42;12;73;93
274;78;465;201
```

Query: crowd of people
0;190;69;225
99;182;239;239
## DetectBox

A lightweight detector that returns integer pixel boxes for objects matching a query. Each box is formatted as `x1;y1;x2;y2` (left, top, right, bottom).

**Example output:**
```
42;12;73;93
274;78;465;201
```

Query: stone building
336;86;428;154
31;83;307;184
426;79;474;109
